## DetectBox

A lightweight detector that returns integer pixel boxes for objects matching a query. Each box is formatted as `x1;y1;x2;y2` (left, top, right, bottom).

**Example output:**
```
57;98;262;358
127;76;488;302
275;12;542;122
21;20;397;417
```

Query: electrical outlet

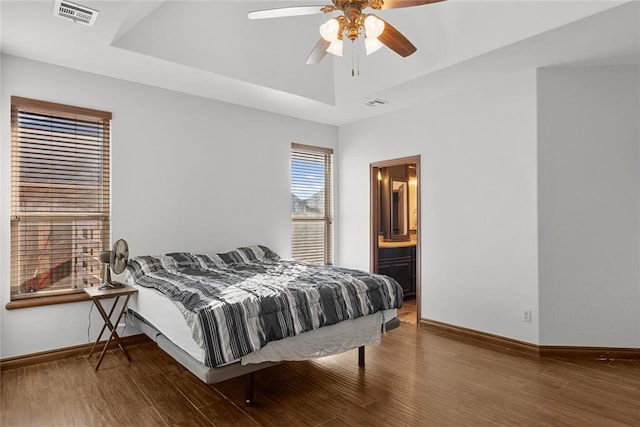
523;310;532;323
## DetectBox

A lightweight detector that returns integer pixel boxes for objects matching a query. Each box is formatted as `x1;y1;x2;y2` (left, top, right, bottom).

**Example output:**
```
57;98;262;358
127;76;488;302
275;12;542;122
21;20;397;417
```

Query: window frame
290;143;334;265
7;96;112;308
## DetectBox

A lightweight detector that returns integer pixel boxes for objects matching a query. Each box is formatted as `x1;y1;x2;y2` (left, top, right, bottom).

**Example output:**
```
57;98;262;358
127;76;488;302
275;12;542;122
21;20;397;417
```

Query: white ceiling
1;0;638;125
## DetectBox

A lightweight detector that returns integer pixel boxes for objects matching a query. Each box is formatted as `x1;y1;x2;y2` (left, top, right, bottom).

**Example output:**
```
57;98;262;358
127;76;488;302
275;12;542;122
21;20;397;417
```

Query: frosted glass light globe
319;18;340;42
366;37;384;55
364;15;385;39
326;39;344;57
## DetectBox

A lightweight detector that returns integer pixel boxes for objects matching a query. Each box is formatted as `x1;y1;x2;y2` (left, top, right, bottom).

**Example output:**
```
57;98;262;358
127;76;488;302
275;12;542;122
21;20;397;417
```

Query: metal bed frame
129;310;400;405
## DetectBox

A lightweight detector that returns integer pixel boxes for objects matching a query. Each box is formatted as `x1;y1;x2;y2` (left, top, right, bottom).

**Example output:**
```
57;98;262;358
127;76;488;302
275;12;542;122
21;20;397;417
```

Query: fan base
98;281;126;291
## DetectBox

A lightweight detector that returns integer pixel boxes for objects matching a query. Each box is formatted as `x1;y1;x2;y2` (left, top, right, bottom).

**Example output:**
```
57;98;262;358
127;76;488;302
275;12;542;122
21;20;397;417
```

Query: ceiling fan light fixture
326;39;344;57
319;18;340;42
364;15;385;39
365;37;384;55
248;0;439;65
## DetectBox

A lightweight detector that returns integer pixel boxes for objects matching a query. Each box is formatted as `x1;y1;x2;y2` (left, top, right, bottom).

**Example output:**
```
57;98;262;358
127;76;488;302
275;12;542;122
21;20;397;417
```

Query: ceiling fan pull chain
351;41;355;77
351;41;360;77
356;43;360;76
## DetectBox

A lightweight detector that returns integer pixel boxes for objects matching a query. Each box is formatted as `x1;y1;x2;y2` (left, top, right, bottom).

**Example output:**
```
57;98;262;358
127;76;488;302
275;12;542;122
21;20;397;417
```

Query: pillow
165;252;204;269
217;245;280;265
126;254;177;279
126;246;280;279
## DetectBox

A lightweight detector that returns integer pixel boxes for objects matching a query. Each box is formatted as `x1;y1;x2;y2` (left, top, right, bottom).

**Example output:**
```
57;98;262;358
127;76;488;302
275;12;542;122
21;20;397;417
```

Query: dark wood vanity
378;244;416;298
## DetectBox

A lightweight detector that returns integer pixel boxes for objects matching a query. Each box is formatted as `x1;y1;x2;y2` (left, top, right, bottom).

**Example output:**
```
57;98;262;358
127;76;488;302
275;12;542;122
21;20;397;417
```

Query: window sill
5;292;91;310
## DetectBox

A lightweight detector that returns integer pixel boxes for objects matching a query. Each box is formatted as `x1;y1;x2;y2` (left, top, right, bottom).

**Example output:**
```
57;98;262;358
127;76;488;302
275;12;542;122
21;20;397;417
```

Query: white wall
338;71;540;344
0;55;337;358
537;66;640;347
339;64;640;349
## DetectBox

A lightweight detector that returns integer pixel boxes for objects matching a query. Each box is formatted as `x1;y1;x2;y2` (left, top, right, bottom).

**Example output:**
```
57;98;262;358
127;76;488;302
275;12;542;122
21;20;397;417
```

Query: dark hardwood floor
2;321;638;426
397;298;417;324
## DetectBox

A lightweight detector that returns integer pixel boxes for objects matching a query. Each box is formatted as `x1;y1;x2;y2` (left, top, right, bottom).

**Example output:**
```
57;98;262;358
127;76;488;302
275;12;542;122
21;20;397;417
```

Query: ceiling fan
248;0;445;65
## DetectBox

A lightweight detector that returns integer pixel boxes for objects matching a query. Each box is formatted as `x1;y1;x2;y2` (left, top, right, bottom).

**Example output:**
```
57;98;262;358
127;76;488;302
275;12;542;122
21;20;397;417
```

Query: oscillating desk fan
98;239;129;290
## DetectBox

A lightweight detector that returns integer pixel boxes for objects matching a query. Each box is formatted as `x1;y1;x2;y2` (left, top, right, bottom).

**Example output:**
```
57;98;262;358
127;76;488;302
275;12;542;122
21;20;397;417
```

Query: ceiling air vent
364;98;389;107
53;0;99;26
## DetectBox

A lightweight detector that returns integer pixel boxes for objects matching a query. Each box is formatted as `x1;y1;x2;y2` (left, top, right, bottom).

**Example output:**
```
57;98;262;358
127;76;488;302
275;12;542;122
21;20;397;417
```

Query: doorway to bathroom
370;156;420;324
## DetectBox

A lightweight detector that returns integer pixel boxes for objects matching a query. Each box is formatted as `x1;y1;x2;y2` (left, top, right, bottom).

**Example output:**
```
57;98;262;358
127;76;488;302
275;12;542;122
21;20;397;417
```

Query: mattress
128;281;397;365
128;282;206;362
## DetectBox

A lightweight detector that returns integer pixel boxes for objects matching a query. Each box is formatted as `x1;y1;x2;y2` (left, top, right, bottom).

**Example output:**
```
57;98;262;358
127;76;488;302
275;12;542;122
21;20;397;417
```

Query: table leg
110;294;133;361
87;296;121;358
92;295;132;370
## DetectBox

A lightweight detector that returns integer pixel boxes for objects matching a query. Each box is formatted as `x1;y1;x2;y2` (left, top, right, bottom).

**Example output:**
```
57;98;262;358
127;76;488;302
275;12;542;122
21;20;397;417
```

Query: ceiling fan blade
378;19;417;57
248;5;331;20
380;0;446;10
306;38;331;65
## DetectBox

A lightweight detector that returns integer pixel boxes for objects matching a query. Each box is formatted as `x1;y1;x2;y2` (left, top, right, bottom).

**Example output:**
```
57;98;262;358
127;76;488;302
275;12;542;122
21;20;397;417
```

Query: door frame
370;155;421;323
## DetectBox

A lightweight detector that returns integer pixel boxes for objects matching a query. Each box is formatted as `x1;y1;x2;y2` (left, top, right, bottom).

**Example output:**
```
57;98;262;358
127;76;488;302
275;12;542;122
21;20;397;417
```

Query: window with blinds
10;96;112;299
291;143;333;265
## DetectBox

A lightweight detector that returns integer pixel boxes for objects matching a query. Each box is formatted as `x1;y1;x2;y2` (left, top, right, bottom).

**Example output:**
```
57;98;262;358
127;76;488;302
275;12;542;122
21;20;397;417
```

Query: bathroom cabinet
378;245;416;297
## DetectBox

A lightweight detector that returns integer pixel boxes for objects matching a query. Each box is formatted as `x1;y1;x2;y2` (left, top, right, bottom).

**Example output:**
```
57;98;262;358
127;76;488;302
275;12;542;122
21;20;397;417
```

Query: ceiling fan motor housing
333;0;383;11
336;1;368;40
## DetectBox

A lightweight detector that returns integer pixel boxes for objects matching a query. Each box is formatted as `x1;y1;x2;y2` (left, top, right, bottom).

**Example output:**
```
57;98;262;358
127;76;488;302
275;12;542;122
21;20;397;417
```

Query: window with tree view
10;97;111;299
290;143;333;265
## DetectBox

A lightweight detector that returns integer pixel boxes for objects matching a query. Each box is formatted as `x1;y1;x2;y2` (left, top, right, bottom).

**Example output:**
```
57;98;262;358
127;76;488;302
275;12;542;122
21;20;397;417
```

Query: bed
124;245;403;404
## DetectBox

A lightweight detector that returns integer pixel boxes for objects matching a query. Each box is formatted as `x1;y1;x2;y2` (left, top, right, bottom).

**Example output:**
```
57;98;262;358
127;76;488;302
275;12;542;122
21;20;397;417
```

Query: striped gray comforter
125;246;403;367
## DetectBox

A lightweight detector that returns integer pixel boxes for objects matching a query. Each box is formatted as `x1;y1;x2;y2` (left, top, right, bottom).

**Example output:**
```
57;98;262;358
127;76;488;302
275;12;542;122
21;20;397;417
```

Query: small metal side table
83;284;138;371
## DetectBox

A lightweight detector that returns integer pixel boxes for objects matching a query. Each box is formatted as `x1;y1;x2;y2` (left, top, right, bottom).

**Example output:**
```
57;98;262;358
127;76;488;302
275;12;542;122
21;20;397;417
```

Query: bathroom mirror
390;179;410;240
377;166;411;242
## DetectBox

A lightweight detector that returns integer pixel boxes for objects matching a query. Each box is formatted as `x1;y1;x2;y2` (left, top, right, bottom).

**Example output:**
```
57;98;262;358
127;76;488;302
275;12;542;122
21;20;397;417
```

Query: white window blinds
291;143;333;265
10;96;111;299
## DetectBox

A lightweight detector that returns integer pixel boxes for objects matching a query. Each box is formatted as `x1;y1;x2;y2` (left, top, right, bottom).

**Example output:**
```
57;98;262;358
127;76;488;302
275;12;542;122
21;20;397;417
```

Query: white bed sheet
128;282;398;366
